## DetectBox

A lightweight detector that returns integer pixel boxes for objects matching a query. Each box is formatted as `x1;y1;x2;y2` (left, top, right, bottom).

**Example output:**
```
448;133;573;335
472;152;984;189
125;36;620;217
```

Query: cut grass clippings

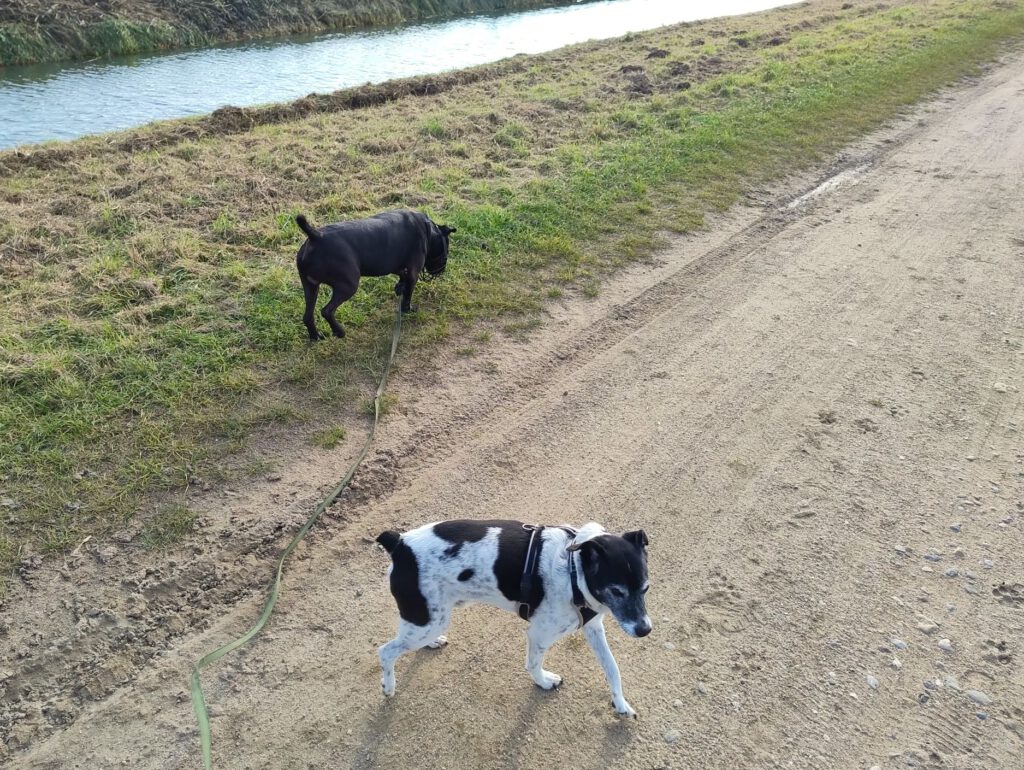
2;0;1024;589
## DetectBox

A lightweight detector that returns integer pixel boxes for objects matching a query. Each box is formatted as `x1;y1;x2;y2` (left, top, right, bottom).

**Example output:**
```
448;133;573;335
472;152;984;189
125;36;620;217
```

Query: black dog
295;210;455;340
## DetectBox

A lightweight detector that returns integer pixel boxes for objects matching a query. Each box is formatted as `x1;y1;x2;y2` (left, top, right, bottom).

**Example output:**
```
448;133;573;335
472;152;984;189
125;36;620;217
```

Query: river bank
0;0;591;66
0;0;789;148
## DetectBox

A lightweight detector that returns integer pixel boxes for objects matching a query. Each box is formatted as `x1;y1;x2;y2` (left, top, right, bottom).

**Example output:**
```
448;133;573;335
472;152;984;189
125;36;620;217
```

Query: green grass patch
2;0;1024;588
311;426;348;449
140;504;198;549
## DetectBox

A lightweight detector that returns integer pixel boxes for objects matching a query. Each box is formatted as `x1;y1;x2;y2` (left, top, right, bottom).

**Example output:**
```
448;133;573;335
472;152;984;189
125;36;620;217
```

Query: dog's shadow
351;654;635;770
497;686;636;770
350;653;429;770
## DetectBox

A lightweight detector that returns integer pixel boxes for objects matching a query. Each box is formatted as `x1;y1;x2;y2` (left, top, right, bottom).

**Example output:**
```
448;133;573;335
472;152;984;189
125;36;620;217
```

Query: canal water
0;0;792;149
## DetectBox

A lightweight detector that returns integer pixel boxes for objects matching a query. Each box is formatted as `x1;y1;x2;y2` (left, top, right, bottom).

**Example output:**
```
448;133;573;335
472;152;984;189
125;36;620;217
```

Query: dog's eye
607;587;626;599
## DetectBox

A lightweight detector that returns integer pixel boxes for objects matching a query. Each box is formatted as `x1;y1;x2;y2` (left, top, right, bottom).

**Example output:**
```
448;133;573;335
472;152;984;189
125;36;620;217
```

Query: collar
561;527;599;627
568;549;587;610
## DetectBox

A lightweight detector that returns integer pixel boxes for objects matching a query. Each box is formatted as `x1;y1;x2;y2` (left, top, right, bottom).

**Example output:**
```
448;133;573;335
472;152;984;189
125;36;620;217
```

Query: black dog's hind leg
301;277;325;341
401;268;419;313
322;283;357;338
394;269;408;297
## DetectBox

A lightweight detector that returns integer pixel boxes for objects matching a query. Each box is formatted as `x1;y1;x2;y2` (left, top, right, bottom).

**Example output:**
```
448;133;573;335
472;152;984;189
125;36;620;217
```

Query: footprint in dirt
691;569;755;634
982;639;1012;666
993;582;1024;608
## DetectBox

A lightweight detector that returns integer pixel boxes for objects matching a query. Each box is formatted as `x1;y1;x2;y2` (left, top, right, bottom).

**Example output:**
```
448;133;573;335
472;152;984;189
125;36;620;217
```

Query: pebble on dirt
966;690;993;706
866;674;879;689
937;639;953;652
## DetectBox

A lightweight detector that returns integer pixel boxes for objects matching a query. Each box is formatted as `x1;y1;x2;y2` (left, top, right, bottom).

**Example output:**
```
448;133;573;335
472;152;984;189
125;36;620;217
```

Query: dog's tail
376;531;402;555
295;214;321;242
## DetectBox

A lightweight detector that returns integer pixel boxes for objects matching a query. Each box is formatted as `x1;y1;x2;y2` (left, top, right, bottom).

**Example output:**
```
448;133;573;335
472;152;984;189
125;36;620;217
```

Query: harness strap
517;525;544;620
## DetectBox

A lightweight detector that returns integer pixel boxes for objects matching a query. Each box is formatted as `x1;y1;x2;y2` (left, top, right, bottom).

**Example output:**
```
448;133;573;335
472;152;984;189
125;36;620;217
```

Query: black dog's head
425;222;456;277
569;525;651;638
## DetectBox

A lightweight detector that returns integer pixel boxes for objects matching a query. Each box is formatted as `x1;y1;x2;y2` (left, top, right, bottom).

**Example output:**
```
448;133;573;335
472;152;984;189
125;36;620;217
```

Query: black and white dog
376;519;651;717
294;210;455;341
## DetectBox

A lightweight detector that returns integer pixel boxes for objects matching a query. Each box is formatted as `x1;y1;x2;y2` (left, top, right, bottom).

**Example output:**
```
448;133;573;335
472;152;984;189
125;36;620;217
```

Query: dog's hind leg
583;617;636;718
378;613;451;697
525;623;563;690
400;267;420;313
321;283;357;338
300;276;324;341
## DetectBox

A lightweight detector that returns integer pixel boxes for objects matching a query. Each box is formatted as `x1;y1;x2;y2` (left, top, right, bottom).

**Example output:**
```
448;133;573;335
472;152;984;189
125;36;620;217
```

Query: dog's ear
440;225;456;236
622;530;649;550
566;522;606;552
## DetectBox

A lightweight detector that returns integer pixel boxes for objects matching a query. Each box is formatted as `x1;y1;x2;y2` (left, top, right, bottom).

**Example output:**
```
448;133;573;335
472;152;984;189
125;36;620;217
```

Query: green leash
190;300;403;769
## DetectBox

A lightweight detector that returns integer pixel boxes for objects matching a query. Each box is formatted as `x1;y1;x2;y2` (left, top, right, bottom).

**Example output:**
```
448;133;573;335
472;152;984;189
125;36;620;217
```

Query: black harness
517;525;596;625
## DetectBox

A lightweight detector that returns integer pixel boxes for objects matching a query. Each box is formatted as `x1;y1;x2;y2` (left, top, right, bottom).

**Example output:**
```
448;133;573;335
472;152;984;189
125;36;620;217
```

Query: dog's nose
634;620;652;637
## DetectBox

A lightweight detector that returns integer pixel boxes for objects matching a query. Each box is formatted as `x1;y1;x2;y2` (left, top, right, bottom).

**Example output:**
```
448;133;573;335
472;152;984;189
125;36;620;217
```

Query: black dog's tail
295;214;321;242
376;531;402;555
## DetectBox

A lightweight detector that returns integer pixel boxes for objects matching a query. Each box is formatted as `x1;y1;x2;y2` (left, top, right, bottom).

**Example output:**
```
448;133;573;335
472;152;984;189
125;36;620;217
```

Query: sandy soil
4;49;1024;770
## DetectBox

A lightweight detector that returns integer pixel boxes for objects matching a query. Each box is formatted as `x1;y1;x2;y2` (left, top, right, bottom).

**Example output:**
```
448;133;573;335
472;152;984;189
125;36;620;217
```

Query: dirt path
8;50;1024;770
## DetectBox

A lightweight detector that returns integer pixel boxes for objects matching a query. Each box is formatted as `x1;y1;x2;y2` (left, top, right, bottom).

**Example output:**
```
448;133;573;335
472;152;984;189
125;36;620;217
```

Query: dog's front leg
584;617;637;718
525;624;562;690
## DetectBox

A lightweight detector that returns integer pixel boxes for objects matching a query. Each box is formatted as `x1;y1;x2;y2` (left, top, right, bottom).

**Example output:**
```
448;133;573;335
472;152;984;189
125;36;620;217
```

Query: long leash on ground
190;299;403;770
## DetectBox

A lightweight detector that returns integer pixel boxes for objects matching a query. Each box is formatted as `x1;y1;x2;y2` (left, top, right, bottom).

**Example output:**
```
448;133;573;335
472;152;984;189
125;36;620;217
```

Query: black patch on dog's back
433;519;503;544
494;524;537;608
432;519;542;611
388;539;430;626
458;569;474;582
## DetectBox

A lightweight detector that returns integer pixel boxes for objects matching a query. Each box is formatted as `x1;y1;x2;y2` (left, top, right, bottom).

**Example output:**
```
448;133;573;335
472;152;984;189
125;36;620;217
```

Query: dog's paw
426;635;448;649
534;670;563;690
308;331;326;342
401;304;418;314
381;676;396;698
612;698;637;719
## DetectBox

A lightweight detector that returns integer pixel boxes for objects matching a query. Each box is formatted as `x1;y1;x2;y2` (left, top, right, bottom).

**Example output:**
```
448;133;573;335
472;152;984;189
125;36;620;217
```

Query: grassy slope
0;0;590;66
2;0;1024;585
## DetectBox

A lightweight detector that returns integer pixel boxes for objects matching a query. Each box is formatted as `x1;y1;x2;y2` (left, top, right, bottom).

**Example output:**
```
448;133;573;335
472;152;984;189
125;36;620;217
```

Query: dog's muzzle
424;266;446;280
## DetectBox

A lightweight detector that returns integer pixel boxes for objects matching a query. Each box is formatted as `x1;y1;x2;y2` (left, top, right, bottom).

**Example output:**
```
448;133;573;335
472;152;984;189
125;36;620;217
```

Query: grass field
0;0;591;65
2;0;1024;589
